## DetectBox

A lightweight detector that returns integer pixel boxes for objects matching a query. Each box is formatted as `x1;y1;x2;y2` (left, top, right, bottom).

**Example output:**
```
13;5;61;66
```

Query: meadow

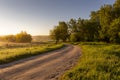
0;42;64;64
61;42;120;80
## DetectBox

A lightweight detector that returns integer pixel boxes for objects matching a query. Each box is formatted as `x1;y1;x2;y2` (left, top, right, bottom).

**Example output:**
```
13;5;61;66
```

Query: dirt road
0;45;81;80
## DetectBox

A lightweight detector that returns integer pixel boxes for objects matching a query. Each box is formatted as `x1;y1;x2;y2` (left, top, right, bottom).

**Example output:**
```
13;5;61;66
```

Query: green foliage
99;5;113;42
50;26;61;44
90;11;100;23
68;19;78;33
61;43;120;80
68;19;100;42
95;0;120;43
50;21;69;43
0;31;32;43
16;31;32;43
59;22;69;42
68;18;83;42
0;44;64;64
109;17;120;43
70;33;79;42
4;35;16;42
83;20;100;41
113;0;120;18
50;0;120;43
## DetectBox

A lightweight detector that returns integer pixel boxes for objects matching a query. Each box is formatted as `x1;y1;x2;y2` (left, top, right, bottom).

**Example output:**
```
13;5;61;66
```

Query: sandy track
0;45;81;80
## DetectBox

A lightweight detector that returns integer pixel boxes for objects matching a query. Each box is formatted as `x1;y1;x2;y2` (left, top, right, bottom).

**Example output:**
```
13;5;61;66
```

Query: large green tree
59;22;69;42
99;4;113;42
90;11;101;40
83;20;100;41
50;21;69;43
68;19;80;42
50;26;61;44
113;0;120;18
68;18;100;42
109;17;120;43
50;0;120;43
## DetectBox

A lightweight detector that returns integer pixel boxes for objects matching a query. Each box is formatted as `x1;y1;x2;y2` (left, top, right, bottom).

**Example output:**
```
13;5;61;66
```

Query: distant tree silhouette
16;31;32;43
4;35;16;42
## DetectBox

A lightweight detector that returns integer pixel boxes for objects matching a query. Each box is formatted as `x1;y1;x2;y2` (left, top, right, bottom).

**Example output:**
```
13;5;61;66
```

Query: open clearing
0;45;81;80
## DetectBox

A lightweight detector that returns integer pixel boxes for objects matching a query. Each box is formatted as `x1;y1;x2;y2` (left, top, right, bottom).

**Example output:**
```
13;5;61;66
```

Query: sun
0;26;19;35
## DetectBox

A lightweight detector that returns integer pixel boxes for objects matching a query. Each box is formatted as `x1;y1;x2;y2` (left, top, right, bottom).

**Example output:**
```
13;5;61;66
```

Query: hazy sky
0;0;115;35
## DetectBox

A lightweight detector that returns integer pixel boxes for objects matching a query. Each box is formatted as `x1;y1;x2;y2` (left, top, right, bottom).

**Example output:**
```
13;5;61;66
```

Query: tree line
0;31;32;43
50;0;120;44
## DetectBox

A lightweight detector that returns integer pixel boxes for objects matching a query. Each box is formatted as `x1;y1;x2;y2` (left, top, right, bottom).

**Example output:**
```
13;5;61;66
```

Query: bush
16;31;32;43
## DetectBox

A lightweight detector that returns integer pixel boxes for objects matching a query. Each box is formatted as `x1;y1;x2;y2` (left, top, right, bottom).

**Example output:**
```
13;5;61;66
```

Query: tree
4;35;16;42
70;32;80;42
50;0;120;43
50;26;61;44
68;18;100;42
99;4;114;42
76;18;85;41
68;18;83;42
50;21;69;43
109;17;120;43
58;22;69;42
113;0;120;18
90;11;100;23
83;20;100;41
16;31;32;43
68;19;78;33
90;11;101;41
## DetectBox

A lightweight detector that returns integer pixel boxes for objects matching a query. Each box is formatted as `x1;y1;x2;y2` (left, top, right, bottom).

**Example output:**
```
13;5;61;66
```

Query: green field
0;43;64;64
61;42;120;80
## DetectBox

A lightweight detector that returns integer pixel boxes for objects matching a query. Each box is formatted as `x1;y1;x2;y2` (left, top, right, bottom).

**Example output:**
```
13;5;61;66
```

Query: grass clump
0;44;64;64
61;43;120;80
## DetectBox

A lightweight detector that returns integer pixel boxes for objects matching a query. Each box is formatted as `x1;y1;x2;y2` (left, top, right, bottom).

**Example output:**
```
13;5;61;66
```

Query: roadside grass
61;42;120;80
0;41;55;50
0;44;64;64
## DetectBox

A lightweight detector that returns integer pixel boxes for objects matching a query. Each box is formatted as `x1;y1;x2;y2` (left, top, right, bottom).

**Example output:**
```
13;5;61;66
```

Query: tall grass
0;44;64;64
61;43;120;80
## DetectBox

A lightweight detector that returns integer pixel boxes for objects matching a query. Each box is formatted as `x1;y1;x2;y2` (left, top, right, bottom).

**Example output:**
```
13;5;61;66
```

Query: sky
0;0;115;36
